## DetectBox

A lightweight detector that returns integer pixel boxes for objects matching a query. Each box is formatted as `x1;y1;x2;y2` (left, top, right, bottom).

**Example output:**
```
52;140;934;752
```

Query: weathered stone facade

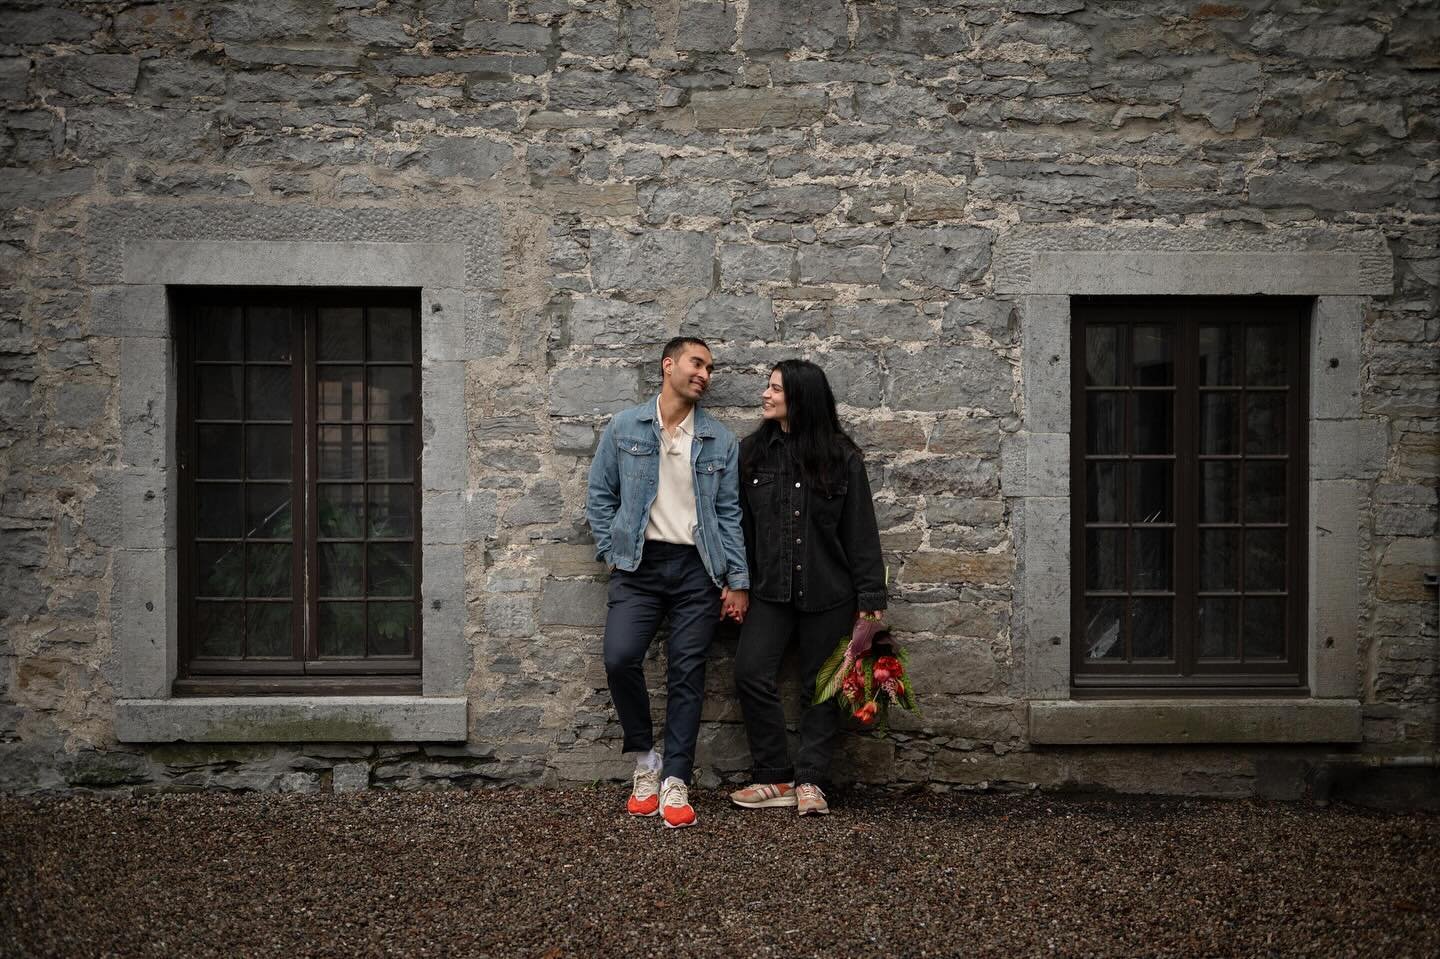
0;0;1435;798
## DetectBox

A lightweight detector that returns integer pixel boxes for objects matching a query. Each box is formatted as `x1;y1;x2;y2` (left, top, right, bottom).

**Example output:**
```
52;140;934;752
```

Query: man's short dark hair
661;336;709;373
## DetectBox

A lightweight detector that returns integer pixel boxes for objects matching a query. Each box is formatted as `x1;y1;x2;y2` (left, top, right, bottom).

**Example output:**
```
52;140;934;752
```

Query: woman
729;359;887;817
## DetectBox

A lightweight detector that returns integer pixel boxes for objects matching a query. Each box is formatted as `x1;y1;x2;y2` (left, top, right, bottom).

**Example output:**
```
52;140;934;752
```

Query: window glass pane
368;367;415;422
1131;392;1173;454
246;425;292;479
1245;393;1287;454
246;367;292;421
1130;598;1172;658
1243;598;1285;658
1086;462;1124;523
196;424;242;478
245;485;292;539
195;484;243;538
246;543;292;597
1197;597;1238;658
318;425;365;479
1245;325;1287;385
1199;529;1239;591
318;484;365;538
1085;326;1119;387
1129;461;1172;523
1084;597;1123;659
1131;325;1173;386
1085;529;1124;591
194;306;242;361
1085;392;1124;455
247;602;292;657
1130;529;1172;591
194;602;244;657
246;307;291;362
1199;462;1238;524
1198;326;1237;386
319;543;364;598
367;426;414;480
196;543;244;597
1244;529;1286;592
369;602;414;656
196;366;243;420
368;485;414;539
318;307;364;361
318;602;365;657
1244;462;1286;523
367;543;414;598
1198;393;1237;454
368;307;414;362
318;366;364;422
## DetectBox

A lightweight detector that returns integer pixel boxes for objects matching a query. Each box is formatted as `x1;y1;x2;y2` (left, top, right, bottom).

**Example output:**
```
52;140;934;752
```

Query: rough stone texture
0;0;1434;799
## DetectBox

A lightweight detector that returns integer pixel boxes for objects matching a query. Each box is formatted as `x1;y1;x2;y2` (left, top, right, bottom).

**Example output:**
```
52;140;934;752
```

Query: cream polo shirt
644;398;697;545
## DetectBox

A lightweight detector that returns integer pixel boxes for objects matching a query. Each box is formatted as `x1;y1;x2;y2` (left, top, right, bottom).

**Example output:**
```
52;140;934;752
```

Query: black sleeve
840;452;887;610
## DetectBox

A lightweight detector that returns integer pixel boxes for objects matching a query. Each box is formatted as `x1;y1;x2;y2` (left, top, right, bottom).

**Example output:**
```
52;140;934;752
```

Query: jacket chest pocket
694;457;726;498
619;439;657;480
745;471;777;510
812;480;849;519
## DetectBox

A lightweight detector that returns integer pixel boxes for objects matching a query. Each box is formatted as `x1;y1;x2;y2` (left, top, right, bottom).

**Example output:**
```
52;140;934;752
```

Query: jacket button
795;538;802;544
793;510;800;517
795;563;802;570
798;590;804;597
752;478;758;484
794;482;801;488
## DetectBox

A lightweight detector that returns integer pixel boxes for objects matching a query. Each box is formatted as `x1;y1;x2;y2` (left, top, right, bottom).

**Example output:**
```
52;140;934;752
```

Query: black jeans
602;542;721;785
734;597;856;786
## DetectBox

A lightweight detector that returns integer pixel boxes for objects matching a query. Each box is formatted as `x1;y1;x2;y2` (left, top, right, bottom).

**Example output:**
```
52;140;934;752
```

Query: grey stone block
331;761;371;792
463;20;552;51
502;481;564;526
123;239;467;289
676;1;737;52
553;422;598;456
943;298;1014;339
1180;62;1262;133
1019;295;1070;429
818;349;884;408
422;490;464;547
832;302;931;341
422;360;467;491
1310;418;1388;480
720;244;793;288
400;136;513;181
422;544;468;696
539;579;608;628
568;297;667;346
1310;480;1361;699
1001;433;1069;499
0;168;94;209
549;366;639;416
886;227;993;291
691;90;827;130
561;14;621;56
119;337;171;470
112;547;176;699
466;490;500;541
0;58;29;102
1028;699;1364;745
798;243;883;285
420;288;466;363
115;696;469;743
884;345;1014;414
734;185;841;222
684;295;775;342
739;0;847;51
52;381;109;430
5;8;99;44
39;55;140;98
591;230;715;292
638;183;731;222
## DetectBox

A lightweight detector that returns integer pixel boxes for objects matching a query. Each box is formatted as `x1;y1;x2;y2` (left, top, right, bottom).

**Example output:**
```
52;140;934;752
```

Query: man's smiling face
663;344;714;402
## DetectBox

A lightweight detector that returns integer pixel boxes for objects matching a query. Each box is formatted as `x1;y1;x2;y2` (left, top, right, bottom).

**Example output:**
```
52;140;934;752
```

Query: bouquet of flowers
813;614;918;733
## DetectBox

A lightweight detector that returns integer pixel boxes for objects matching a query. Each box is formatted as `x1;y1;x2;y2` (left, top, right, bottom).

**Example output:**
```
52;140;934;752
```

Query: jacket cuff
727;575;750;590
857;590;888;611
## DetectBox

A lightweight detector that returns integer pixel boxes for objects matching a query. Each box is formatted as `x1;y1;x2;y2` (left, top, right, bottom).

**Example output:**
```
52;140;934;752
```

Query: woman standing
729;359;887;817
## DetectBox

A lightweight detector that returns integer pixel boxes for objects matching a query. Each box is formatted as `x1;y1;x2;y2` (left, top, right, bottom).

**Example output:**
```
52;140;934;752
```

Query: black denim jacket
739;432;887;613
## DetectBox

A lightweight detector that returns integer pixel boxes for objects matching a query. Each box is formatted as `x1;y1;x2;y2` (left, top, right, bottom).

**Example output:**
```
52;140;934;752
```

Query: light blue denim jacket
586;398;750;590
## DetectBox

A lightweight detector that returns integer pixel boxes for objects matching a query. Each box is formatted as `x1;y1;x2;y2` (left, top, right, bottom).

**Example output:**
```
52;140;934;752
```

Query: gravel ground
2;788;1437;959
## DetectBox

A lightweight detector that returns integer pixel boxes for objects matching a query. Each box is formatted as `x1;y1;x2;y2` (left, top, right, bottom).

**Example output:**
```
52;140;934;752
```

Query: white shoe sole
731;795;798;809
798;806;830;816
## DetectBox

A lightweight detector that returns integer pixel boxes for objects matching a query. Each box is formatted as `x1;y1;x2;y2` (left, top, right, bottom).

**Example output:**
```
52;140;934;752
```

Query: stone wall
0;0;1435;796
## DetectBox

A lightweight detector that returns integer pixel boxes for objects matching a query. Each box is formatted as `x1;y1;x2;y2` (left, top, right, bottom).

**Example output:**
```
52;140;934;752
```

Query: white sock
628;748;661;773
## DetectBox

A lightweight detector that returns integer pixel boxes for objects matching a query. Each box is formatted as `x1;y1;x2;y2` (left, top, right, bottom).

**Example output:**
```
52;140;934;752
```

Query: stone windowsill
115;696;469;743
1027;699;1363;745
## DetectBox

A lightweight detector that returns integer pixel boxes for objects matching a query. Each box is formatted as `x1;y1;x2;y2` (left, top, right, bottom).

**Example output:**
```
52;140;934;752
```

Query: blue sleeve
586;422;620;564
715;434;750;590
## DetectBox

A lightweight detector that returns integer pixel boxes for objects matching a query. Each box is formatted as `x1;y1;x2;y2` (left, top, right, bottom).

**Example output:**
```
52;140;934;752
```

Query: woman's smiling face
761;368;788;429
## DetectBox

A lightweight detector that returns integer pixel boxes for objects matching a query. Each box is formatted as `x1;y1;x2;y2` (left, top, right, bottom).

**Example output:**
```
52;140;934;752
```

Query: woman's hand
858;610;883;621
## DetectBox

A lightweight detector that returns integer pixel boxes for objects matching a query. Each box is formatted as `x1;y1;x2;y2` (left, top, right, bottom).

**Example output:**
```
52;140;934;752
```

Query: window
1071;298;1309;692
176;290;422;695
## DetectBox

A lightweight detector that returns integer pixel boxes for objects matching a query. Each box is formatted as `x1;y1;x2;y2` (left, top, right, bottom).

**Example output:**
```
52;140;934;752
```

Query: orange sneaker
627;766;660;817
660;777;697;829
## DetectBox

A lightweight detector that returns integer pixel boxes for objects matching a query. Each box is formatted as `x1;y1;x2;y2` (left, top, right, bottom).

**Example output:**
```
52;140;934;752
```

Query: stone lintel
122;240;465;288
115;697;469;743
1028;699;1363;745
998;250;1393;296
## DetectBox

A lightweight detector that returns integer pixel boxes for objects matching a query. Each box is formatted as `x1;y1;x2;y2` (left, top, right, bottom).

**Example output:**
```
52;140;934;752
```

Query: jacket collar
640;394;717;438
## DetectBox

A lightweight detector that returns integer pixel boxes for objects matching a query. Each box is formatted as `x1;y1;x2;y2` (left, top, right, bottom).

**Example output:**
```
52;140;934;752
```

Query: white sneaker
660;776;697;829
627;766;661;817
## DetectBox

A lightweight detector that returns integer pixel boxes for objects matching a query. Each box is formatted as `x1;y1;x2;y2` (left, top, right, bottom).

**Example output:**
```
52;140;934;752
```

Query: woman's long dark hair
742;359;859;492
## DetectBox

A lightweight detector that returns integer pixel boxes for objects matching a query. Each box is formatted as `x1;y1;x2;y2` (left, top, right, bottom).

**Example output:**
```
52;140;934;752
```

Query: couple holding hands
586;337;887;829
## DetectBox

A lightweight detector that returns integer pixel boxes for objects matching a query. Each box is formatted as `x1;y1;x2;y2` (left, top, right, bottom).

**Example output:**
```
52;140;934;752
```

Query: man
586;337;750;829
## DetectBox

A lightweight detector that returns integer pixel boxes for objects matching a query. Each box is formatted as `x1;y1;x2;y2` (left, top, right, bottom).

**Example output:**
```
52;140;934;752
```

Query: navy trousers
602;541;720;785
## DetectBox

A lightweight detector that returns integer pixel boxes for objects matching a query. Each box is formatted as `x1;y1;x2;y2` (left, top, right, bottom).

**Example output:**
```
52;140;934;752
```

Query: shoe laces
797;783;825;802
633;766;660;798
661;778;689;808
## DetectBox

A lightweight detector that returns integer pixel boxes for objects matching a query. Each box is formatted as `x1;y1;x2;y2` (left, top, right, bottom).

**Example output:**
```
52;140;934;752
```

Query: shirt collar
657;396;695;437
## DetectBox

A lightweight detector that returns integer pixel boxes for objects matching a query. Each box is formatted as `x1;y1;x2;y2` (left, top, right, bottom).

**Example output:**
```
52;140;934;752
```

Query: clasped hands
720;587;749;623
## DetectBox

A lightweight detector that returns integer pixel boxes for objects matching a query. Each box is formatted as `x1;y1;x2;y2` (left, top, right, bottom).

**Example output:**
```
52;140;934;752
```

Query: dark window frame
174;288;423;696
1070;296;1310;696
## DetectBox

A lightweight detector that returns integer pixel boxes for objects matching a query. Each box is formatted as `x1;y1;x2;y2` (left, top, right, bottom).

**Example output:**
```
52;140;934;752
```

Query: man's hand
859;609;883;621
721;587;749;623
